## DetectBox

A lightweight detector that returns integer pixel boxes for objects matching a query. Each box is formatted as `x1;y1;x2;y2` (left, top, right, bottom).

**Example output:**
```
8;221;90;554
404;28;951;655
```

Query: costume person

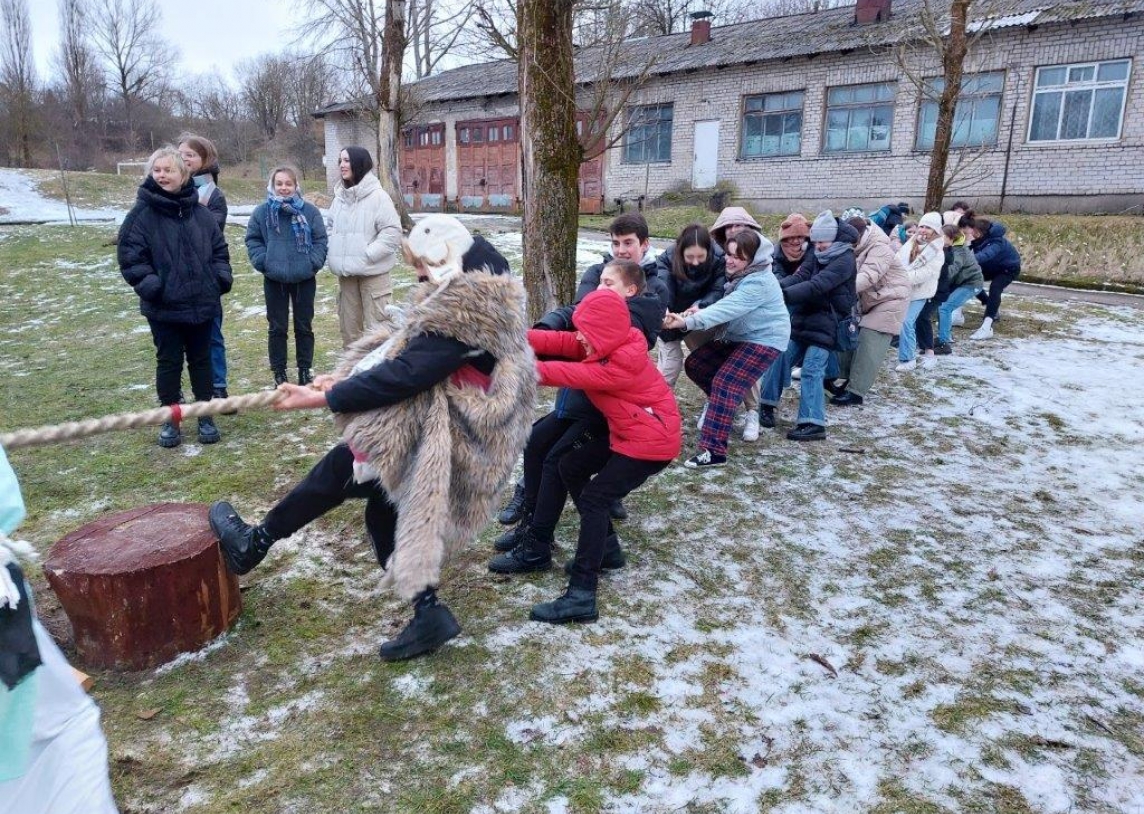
209;215;536;661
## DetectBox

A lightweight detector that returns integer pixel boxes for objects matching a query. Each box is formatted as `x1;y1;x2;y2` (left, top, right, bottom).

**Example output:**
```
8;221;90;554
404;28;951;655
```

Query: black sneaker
493;518;532;552
158;421;182;448
564;534;626;575
273;370;289;387
786;423;826;441
298;368;313;386
488;531;553;574
608;499;628;521
530;587;598;624
497;482;528;525
824;379;848;398
378;599;461;662
683;450;727;469
934;341;953;356
213;387;237;415
830;391;864;407
758;405;776;429
209;501;274;575
198;417;222;444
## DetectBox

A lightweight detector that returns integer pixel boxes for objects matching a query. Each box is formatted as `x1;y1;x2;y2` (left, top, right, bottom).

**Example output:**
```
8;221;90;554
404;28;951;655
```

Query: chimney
690;10;713;46
854;0;892;25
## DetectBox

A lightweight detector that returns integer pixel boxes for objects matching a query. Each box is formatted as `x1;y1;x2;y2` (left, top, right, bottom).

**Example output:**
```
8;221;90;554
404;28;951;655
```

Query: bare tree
89;0;177;150
0;0;37;166
297;0;413;228
285;54;334;128
238;55;290;140
56;0;102;126
624;0;757;37
407;0;473;78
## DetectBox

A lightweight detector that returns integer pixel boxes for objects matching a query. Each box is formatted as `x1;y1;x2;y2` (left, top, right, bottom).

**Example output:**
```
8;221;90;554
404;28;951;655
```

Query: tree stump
43;503;241;671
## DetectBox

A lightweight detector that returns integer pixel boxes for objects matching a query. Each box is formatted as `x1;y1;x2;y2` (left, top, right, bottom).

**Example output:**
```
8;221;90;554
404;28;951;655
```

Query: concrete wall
320;114;380;193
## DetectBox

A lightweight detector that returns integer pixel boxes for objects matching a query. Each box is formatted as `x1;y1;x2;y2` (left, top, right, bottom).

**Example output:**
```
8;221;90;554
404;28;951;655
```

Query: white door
692;120;720;189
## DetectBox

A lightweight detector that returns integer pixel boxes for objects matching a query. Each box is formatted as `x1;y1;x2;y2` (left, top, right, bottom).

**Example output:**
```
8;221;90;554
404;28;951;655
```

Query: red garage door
577;113;606;214
399;124;446;208
457;117;520;208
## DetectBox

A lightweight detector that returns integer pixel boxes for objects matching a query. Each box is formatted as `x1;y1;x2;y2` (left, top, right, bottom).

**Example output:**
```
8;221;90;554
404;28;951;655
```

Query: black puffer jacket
119;177;233;324
772;241;808;281
653;244;726;342
575;252;670;313
780;220;859;349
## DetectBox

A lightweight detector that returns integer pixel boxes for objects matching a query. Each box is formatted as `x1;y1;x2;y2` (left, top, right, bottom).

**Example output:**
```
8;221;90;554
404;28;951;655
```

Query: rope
0;390;286;450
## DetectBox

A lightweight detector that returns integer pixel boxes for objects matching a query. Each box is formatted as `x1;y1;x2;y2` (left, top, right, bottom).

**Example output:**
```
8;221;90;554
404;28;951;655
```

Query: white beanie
919;212;944;233
404;214;475;283
809;210;838;243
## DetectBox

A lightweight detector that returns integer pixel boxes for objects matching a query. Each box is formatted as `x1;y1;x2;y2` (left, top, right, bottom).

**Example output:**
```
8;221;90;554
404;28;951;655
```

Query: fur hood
333;271;537;599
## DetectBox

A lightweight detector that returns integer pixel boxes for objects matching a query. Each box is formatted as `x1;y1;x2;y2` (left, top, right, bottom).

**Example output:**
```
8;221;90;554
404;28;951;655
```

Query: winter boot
530;586;598;625
197;417;221;444
934;341;953;356
378;589;461;662
158;421;182;448
209;501;274;575
758;405;776;429
273;369;289;387
488;527;553;574
493;514;533;552
824;379;848;398
298;368;313;386
608;498;628;521
565;534;626;575
497;482;528;525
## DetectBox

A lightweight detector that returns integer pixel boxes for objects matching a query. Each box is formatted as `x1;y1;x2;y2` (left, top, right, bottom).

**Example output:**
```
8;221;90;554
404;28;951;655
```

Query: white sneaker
951;307;965;327
920;354;937;369
971;317;994;340
791;366;802;381
896;359;917;372
696;403;708;429
743;411;760;442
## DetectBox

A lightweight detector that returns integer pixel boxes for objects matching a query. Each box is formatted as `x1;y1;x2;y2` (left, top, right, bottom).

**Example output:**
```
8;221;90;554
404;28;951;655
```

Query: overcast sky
29;0;302;83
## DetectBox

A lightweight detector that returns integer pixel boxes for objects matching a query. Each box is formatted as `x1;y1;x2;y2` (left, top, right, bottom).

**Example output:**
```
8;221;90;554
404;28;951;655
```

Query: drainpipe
998;66;1023;214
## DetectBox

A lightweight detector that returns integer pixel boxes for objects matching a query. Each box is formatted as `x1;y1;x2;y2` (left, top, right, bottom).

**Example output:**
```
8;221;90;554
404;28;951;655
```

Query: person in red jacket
525;287;682;624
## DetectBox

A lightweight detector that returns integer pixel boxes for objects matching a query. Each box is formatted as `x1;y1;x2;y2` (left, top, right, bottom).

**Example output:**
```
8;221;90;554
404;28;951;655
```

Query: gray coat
245;201;329;284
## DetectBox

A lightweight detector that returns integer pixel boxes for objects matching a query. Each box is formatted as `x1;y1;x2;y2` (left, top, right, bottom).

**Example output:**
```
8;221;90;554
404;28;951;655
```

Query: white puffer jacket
896;237;944;301
326;172;402;280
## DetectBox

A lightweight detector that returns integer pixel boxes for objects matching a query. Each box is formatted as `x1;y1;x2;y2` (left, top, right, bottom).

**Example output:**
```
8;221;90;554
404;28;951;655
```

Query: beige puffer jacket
897;236;944;301
854;226;911;335
326;172;403;280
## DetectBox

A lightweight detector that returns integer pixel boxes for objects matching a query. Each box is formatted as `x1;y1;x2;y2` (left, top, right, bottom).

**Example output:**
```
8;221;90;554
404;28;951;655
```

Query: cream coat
897;236;944;301
854;227;912;335
333;271;536;600
326;172;403;281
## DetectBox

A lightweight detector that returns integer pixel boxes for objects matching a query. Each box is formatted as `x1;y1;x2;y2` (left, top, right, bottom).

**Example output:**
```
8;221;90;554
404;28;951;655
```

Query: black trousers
264;277;317;372
915;298;940;352
263;444;398;568
148;318;214;406
558;434;669;591
522;413;598;540
976;271;1019;320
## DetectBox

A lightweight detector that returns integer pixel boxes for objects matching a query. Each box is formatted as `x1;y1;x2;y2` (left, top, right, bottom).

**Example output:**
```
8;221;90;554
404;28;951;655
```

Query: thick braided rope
0;391;286;450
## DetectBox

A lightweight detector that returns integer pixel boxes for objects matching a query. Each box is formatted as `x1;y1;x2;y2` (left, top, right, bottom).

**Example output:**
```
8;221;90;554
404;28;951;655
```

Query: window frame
740;90;805;159
1027;59;1131;143
822;81;897;154
914;71;1005;151
622;103;674;165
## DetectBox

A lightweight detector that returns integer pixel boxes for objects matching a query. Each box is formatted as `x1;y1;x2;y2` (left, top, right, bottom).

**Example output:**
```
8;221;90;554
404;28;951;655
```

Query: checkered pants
684;340;780;457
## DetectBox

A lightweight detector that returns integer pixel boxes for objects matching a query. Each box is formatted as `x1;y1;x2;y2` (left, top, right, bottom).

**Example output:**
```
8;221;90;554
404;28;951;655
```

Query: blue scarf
267;191;312;253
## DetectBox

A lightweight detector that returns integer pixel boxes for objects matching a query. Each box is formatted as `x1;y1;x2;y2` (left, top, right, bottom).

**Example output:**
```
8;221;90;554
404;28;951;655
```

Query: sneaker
497;482;528;525
213;387;237;415
971;318;994;340
209;501;274;575
824;379;848;398
158;421;182;448
683;450;727;469
831;391;863;406
696;402;708;430
951;308;965;327
786;423;826;442
493;519;531;552
378;596;461;661
896;359;917;372
791;366;802;381
488;543;553;574
934;341;953;356
743;411;760;442
197;417;222;444
530;586;598;625
920;354;937;370
758;405;776;429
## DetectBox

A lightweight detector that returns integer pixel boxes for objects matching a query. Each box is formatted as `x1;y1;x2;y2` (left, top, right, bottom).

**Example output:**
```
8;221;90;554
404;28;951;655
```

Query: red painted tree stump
43;503;241;671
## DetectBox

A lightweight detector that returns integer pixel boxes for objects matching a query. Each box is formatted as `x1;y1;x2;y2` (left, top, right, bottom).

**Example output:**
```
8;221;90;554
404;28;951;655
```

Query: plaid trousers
684;340;780;456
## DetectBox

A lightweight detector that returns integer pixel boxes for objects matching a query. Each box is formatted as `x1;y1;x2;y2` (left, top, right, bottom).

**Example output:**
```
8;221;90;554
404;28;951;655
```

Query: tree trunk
379;0;414;230
925;0;972;211
518;0;582;322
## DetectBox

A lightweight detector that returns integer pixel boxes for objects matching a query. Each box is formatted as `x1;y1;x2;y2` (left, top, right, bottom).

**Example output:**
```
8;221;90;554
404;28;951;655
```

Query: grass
23;168;275;211
2;222;1144;812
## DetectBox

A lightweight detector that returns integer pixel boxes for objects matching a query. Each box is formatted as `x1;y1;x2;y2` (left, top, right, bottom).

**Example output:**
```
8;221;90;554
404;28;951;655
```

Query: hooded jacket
683;259;790;350
326;172;403;280
529;290;681;462
653;243;726;341
897;236;945;301
971;221;1021;278
245;199;329;284
947;241;985;290
118;176;233;325
853;226;911;335
780;220;859;349
772;240;809;281
574;250;669;312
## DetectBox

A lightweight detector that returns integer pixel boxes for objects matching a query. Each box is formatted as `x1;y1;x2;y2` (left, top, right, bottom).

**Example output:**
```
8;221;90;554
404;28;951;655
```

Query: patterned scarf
266;190;312;253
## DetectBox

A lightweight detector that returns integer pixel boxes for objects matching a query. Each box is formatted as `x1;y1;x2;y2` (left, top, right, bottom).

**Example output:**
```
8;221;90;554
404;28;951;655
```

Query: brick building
313;0;1144;214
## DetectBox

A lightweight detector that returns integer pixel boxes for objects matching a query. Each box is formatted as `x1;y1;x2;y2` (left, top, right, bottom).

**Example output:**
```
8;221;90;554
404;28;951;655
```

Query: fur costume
333;271;536;600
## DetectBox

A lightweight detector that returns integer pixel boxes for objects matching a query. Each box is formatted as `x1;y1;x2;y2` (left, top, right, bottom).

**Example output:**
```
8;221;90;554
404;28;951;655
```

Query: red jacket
528;289;682;462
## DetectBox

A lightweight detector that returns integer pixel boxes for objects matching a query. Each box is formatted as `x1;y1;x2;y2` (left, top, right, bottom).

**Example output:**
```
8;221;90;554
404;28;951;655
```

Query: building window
503;124;514;141
824;82;895;153
459;127;470;144
419;130;430;147
741;91;804;158
403;130;414;149
489;126;500;142
430;128;442;146
915;72;1003;150
1029;59;1130;142
623;103;673;164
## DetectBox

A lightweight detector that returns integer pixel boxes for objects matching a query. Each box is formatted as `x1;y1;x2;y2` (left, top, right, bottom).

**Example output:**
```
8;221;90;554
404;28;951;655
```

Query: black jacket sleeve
207;187;228;233
574;262;605;303
117;207;163;302
534;304;575;331
325;333;484;414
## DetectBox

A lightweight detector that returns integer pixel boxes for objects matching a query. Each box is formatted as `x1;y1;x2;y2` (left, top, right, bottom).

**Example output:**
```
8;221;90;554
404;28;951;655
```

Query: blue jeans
898;299;927;363
937;285;983;343
759;340;830;427
210;312;228;389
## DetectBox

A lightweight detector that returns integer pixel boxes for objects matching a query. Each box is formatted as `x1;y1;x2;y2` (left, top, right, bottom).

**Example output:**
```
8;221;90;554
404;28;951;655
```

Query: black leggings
522;413;600;540
148;318;214;406
976;271;1019;320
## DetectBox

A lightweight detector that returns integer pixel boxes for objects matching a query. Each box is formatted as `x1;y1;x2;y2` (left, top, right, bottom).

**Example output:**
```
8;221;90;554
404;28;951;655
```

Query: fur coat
332;271;536;600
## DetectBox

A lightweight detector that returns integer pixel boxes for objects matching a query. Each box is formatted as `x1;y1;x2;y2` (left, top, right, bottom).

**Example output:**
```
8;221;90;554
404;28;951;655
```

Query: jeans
557;434;669;591
938;285;983;343
759;339;831;427
148;318;214;406
977;271;1019;320
684;340;779;456
521;413;597;540
210;312;228;389
838;328;893;397
264;277;317;373
898;299;928;362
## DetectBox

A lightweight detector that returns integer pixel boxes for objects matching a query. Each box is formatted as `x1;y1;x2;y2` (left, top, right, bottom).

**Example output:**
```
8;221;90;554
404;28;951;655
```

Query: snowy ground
0;169;123;224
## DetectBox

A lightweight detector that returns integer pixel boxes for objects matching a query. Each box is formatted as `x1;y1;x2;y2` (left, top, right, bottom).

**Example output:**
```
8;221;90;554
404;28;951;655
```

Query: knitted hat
918;212;944;233
809;210;838;243
405;214;475;283
840;207;866;222
897;202;911;214
942;210;962;227
779;213;810;241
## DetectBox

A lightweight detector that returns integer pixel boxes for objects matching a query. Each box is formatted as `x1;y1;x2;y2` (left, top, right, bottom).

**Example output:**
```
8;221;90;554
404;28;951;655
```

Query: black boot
493;515;532;552
831;391;864;407
488;527;552;574
273;369;289;387
530;586;598;624
608;498;628;521
378;589;461;662
213;386;237;415
298;368;313;386
497;482;528;525
209;501;274;575
158;421;182;448
824;379;848;398
198;417;222;444
786;423;826;441
758;405;776;429
565;533;626;575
